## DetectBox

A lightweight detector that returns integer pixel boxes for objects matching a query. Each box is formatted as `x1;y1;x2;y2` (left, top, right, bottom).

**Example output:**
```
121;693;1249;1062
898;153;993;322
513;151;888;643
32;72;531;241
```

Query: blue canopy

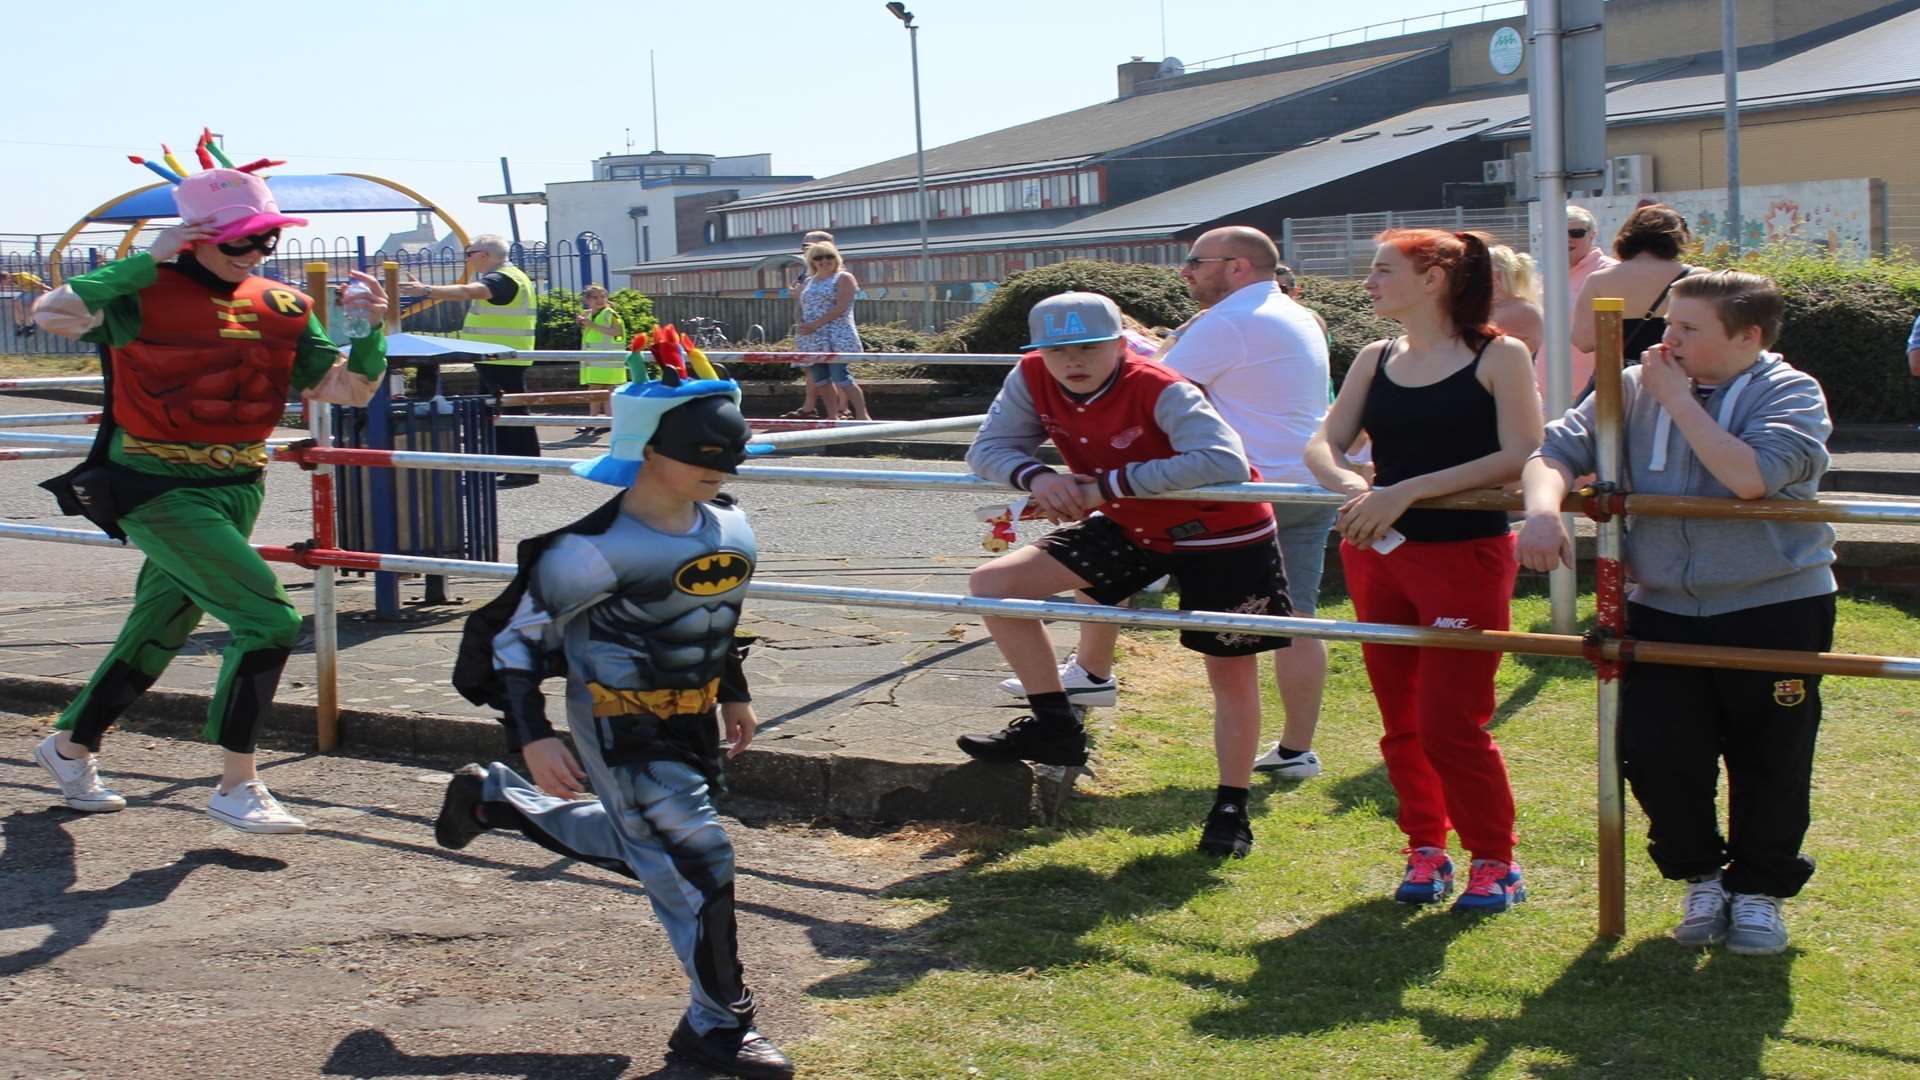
89;174;431;223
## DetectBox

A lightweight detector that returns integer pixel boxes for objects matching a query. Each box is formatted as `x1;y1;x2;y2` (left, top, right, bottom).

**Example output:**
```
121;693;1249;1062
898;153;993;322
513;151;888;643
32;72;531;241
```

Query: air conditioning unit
1609;154;1654;196
1482;159;1513;185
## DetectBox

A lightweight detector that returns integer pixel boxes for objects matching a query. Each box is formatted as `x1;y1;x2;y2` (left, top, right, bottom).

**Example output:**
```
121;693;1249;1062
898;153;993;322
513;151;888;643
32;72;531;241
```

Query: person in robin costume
30;143;389;833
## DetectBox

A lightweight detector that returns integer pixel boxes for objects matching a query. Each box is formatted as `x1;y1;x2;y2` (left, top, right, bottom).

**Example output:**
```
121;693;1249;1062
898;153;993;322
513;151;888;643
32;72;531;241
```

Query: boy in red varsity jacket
962;292;1290;858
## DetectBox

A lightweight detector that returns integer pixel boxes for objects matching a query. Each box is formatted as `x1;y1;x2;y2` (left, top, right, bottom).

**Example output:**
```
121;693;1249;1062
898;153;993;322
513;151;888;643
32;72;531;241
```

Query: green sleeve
290;315;387;391
63;252;156;347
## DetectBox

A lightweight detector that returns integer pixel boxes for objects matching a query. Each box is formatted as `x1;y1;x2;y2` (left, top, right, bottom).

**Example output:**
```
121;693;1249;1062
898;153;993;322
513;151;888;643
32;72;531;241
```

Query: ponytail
1375;227;1502;346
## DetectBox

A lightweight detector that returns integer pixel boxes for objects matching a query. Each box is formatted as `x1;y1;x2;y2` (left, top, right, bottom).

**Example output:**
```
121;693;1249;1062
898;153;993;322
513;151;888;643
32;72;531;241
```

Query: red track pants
1340;533;1519;863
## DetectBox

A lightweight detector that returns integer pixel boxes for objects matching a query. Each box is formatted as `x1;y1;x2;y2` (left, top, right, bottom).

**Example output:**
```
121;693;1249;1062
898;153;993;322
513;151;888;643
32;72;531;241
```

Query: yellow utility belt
589;680;721;720
120;435;269;470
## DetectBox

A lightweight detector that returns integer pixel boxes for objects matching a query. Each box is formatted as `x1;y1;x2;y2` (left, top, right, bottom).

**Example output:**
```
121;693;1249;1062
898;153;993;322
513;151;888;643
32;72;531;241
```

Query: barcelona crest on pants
1772;679;1807;707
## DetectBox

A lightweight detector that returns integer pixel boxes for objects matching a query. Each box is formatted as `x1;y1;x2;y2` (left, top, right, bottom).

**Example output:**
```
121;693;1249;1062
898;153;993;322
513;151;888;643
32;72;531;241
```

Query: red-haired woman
1305;228;1544;913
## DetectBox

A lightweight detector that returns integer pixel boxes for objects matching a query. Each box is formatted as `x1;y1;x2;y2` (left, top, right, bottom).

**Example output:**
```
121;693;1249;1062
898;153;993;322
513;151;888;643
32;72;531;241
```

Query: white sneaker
1671;873;1729;947
1252;744;1323;779
207;780;307;834
996;653;1119;708
1725;892;1789;956
33;734;127;812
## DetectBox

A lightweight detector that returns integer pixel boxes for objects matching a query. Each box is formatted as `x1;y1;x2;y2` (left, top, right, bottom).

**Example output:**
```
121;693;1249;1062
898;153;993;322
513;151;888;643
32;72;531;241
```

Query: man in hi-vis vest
401;234;542;486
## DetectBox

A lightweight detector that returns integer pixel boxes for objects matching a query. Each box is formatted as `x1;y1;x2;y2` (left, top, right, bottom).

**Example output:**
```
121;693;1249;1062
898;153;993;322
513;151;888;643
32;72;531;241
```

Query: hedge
928;252;1918;422
535;288;657;351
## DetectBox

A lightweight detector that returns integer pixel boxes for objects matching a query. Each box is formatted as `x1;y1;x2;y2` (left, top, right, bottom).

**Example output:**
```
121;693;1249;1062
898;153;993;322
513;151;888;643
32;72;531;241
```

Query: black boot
667;1015;794;1079
433;764;489;850
957;714;1088;767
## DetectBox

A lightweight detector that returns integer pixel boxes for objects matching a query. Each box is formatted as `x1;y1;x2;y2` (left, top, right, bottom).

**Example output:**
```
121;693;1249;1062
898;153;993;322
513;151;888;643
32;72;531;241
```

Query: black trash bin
331;393;499;610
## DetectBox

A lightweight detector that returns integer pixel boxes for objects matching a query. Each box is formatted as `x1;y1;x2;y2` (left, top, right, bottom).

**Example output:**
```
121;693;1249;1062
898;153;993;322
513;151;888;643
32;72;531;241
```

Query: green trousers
57;480;303;753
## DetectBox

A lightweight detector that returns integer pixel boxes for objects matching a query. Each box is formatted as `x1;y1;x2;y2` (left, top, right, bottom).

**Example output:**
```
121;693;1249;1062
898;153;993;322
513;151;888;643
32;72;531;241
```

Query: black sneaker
956;715;1088;766
496;473;540;489
667;1016;794;1080
434;764;489;850
1198;802;1253;859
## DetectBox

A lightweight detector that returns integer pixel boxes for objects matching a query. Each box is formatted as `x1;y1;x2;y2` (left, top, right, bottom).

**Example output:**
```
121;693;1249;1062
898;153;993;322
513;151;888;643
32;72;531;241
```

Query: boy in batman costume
442;339;793;1080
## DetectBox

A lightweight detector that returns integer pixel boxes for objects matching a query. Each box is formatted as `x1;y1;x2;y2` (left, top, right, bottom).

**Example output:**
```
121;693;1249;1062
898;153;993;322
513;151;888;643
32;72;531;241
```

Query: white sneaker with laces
207;780;307;834
33;734;127;812
1252;744;1323;779
1725;892;1788;956
996;653;1118;708
1670;873;1729;947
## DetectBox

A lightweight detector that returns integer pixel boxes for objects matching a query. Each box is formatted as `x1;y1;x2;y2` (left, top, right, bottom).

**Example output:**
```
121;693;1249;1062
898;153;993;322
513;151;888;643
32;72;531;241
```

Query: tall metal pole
1530;0;1578;634
650;50;662;153
498;157;521;246
908;23;934;332
1722;0;1742;254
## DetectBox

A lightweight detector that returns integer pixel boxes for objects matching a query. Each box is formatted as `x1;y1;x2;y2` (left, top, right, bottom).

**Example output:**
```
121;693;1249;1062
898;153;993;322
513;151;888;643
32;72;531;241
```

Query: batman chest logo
674;551;752;596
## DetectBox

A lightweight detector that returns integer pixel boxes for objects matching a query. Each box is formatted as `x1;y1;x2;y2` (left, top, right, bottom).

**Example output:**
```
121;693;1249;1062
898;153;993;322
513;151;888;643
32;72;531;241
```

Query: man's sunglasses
1182;255;1238;269
1567;228;1589;239
216;229;282;256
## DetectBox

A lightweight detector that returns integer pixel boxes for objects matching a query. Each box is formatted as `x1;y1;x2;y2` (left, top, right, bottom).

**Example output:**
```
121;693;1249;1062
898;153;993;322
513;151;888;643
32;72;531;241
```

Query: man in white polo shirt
1001;226;1334;779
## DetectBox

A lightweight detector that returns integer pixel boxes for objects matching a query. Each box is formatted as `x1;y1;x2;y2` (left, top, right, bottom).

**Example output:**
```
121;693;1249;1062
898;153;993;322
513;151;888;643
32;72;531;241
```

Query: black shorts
1036;515;1292;657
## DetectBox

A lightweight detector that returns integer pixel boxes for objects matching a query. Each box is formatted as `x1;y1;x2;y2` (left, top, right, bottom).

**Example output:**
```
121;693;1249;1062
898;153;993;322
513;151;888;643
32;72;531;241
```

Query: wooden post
1592;296;1627;940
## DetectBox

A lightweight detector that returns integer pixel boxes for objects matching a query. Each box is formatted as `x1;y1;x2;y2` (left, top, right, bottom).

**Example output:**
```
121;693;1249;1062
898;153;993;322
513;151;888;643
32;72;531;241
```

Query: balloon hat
571;326;748;487
128;128;303;246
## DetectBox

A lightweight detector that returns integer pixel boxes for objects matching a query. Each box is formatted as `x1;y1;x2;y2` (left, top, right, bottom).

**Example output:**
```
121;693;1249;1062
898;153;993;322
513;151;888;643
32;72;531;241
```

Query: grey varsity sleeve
966;366;1059;491
1090;382;1251;501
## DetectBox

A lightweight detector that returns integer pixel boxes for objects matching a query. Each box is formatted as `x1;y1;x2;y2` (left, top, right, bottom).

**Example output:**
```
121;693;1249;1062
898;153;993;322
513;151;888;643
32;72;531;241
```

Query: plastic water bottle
340;281;374;340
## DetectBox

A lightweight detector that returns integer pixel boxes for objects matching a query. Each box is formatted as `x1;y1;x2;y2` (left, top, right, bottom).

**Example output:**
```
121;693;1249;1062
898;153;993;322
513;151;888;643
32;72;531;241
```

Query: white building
482;151;811;278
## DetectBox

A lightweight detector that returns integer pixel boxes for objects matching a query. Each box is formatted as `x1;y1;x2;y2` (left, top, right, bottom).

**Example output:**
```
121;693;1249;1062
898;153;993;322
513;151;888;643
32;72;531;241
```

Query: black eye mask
650;395;751;474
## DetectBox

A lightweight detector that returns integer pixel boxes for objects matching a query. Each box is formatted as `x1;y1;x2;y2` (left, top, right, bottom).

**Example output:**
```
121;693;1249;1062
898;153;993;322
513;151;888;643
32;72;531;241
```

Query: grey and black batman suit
451;492;759;1037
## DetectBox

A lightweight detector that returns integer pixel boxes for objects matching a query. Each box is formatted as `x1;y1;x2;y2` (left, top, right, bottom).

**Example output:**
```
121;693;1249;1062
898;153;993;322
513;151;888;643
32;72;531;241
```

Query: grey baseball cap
1023;292;1124;351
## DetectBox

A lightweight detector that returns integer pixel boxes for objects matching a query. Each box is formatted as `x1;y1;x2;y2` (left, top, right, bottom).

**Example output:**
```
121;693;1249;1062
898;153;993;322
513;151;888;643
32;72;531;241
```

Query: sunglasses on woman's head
216;229;281;256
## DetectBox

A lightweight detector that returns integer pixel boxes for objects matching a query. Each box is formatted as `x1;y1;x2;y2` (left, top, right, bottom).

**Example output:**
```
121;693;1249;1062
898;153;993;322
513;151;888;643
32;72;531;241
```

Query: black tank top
1359;338;1510;543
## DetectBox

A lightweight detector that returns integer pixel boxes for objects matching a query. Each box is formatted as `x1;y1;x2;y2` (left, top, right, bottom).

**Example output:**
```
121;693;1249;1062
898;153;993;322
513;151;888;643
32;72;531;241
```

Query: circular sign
1489;26;1525;76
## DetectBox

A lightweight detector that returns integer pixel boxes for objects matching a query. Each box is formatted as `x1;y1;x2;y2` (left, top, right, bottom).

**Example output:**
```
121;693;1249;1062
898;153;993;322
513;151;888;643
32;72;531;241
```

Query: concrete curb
0;672;1058;825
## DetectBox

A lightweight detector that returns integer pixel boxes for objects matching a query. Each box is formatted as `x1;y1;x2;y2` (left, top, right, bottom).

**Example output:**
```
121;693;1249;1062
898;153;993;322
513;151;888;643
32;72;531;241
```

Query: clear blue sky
3;0;1514;243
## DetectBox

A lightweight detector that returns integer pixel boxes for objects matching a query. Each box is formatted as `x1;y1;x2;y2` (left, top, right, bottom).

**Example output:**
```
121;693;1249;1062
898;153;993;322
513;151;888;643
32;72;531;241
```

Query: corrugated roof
1057;94;1533;234
729;48;1429;206
1504;6;1920;136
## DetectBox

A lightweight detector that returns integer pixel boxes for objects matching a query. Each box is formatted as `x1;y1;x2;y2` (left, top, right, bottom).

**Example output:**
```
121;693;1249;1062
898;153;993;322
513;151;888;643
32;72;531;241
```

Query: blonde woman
1488;245;1545;358
793;242;872;421
574;285;628;433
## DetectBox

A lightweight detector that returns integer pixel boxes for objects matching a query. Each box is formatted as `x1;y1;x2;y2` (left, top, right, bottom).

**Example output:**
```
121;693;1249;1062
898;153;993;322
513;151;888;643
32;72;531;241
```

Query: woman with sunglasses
29;164;389;835
792;241;872;421
1553;206;1618;398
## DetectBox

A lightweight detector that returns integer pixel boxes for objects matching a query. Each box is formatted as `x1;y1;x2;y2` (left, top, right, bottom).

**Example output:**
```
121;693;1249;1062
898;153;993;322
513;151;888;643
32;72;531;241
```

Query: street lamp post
887;2;935;332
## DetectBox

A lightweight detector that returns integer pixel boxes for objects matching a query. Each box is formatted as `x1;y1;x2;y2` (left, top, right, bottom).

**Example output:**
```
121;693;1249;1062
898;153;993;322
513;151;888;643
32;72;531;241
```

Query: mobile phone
1370;527;1407;556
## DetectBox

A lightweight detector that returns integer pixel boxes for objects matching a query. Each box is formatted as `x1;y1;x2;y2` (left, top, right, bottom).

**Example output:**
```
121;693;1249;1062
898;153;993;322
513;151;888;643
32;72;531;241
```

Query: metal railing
1183;1;1526;73
647;295;981;342
1282;206;1533;279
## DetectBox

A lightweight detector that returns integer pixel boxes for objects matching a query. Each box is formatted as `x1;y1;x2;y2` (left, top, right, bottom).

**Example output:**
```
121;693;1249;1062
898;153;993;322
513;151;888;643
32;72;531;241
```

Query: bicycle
682;316;730;350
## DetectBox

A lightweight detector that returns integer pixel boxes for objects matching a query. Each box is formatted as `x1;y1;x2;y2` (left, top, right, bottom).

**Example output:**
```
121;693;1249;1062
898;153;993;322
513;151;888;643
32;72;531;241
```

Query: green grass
797;587;1920;1079
0;353;99;378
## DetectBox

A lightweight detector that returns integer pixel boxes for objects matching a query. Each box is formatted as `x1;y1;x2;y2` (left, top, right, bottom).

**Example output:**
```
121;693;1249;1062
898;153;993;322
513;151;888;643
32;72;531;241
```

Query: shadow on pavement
321;1029;634;1080
0;808;286;977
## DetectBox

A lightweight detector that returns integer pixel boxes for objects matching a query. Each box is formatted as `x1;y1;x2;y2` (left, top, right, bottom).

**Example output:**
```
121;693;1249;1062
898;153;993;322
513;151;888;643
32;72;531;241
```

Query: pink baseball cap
172;169;307;245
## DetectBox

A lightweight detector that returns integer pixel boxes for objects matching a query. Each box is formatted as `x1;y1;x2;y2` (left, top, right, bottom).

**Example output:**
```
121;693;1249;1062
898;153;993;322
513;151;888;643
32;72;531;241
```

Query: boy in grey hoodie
1517;270;1835;956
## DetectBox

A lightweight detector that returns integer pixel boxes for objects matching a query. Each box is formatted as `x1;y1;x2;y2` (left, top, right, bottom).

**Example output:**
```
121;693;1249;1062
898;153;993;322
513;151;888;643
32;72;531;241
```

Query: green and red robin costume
37;225;387;754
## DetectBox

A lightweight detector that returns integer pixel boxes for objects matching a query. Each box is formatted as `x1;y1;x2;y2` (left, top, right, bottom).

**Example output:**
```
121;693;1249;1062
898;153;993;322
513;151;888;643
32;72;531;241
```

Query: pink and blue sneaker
1451;859;1527;913
1394;846;1455;904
